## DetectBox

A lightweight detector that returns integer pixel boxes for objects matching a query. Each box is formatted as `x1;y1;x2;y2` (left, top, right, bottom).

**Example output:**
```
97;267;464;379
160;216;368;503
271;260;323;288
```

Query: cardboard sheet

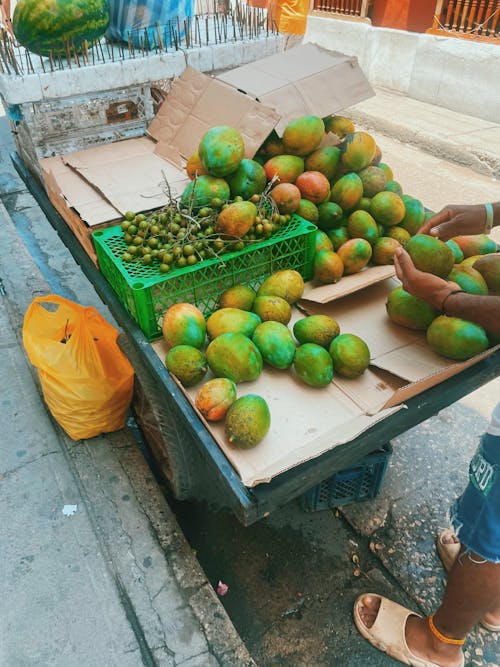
63;137;189;216
40;156;121;227
217;43;375;134
151;338;401;487
302;265;396;304
148;67;280;166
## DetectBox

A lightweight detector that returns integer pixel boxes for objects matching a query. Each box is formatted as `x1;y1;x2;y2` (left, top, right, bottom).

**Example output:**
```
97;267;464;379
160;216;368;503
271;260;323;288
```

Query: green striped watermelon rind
13;0;110;56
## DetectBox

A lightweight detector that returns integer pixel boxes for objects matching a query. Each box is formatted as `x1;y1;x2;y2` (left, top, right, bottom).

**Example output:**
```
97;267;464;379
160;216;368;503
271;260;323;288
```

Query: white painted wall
0;36;283;105
305;16;500;124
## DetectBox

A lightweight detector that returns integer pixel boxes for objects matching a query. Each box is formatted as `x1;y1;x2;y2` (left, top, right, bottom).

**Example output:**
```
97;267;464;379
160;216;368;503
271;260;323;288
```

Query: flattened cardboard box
217;43;375;134
152;277;498;488
39;155;122;264
148;67;280;167
302;264;397;304
62;137;179;218
40;138;174;229
40;156;121;227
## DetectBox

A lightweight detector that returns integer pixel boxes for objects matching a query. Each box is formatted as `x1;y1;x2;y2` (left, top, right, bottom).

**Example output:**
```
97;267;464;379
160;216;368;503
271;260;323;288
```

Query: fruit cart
12;151;500;525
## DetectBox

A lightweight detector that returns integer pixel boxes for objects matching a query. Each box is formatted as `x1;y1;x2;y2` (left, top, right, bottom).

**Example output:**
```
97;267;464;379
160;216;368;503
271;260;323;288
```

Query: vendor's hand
393;247;461;311
418;204;487;240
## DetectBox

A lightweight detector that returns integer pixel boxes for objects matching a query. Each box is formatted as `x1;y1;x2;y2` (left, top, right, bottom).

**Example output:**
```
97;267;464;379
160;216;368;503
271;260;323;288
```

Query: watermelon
13;0;110;56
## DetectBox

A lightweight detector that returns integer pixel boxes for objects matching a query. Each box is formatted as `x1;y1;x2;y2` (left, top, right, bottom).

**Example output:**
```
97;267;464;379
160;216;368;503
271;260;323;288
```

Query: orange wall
372;0;436;33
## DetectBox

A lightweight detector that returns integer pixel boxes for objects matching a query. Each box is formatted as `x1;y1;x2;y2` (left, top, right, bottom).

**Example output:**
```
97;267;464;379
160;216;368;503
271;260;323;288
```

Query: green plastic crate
93;215;317;341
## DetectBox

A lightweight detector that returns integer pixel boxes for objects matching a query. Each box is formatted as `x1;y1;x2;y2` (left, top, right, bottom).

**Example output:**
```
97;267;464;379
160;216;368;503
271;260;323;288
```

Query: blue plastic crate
300;443;392;511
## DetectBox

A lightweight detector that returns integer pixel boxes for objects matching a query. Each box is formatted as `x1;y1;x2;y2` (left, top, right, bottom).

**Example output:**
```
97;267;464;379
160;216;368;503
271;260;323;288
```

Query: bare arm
419;202;500;240
394;248;500;337
442;291;500;336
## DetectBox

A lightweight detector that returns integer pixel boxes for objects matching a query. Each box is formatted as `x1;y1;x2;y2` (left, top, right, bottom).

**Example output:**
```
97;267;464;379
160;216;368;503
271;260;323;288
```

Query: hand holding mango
393;246;460;312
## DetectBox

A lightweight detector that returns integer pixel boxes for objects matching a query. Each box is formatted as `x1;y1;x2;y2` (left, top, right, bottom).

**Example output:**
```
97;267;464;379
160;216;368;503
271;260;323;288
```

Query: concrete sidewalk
346;85;500;181
0;201;254;665
1;78;500;667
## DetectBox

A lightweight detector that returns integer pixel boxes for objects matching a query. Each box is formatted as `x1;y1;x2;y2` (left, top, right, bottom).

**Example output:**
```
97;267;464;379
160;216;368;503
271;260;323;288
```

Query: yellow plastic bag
22;295;134;440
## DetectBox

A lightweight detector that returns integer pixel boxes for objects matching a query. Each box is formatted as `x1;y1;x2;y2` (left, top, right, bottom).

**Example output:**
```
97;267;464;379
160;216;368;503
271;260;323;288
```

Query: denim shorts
450;431;500;563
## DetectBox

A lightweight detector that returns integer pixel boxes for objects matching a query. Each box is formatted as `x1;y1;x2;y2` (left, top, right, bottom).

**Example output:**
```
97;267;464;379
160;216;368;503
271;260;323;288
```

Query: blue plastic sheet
107;0;195;48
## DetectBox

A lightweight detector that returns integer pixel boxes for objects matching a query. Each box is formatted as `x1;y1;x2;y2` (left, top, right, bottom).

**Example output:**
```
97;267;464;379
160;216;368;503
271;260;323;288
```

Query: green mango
427;316;489;361
293;343;334;387
206;333;263;383
293;315;340;349
252;321;296;369
206;308;261;339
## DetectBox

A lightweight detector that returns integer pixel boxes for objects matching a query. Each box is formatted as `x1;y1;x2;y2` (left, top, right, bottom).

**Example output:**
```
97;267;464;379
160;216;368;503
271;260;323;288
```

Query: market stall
3;19;499;525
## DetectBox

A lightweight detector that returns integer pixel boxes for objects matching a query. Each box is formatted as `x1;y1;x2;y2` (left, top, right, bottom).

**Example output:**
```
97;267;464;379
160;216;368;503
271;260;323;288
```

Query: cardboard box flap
335;341;499;414
40;156;121;227
378;343;500;409
332;367;407;416
373;341;455;383
302;265;396;304
148;67;280;167
151;339;401;487
63;137;187;215
217;44;375;134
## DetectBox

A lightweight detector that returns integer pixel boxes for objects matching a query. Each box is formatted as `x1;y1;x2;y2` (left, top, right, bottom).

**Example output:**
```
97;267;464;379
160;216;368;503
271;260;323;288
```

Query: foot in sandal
354;594;464;667
436;529;461;572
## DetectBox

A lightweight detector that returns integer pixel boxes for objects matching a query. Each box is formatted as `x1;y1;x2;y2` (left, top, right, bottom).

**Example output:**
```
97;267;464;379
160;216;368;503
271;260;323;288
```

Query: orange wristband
428;615;465;645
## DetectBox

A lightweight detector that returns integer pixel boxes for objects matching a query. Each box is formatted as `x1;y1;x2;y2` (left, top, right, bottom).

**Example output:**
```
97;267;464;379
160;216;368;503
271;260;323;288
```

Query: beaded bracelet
485;202;494;234
440;289;464;314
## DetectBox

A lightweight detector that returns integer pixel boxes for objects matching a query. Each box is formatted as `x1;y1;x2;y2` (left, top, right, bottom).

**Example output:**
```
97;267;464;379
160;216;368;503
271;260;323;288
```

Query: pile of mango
183;114;439;285
385;233;500;360
161;269;371;449
252;114;432;284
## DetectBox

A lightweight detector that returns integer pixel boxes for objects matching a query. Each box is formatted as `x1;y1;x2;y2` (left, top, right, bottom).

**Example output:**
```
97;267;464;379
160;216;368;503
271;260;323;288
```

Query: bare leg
359;552;500;666
440;535;500;626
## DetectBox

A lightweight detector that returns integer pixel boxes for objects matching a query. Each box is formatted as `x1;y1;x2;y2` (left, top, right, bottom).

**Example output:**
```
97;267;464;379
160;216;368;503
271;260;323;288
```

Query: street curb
0;196;255;666
119;440;257;667
345;107;500;181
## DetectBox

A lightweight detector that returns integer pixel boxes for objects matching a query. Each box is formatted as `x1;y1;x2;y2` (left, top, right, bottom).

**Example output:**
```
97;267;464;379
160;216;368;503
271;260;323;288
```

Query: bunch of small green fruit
119;193;289;273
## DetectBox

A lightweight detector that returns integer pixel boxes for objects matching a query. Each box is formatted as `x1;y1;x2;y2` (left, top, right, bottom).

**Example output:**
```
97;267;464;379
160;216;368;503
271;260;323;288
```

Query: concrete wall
305;16;500;124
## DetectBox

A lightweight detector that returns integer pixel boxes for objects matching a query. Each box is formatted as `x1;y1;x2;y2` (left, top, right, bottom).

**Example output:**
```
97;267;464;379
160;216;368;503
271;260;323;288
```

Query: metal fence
0;2;272;77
